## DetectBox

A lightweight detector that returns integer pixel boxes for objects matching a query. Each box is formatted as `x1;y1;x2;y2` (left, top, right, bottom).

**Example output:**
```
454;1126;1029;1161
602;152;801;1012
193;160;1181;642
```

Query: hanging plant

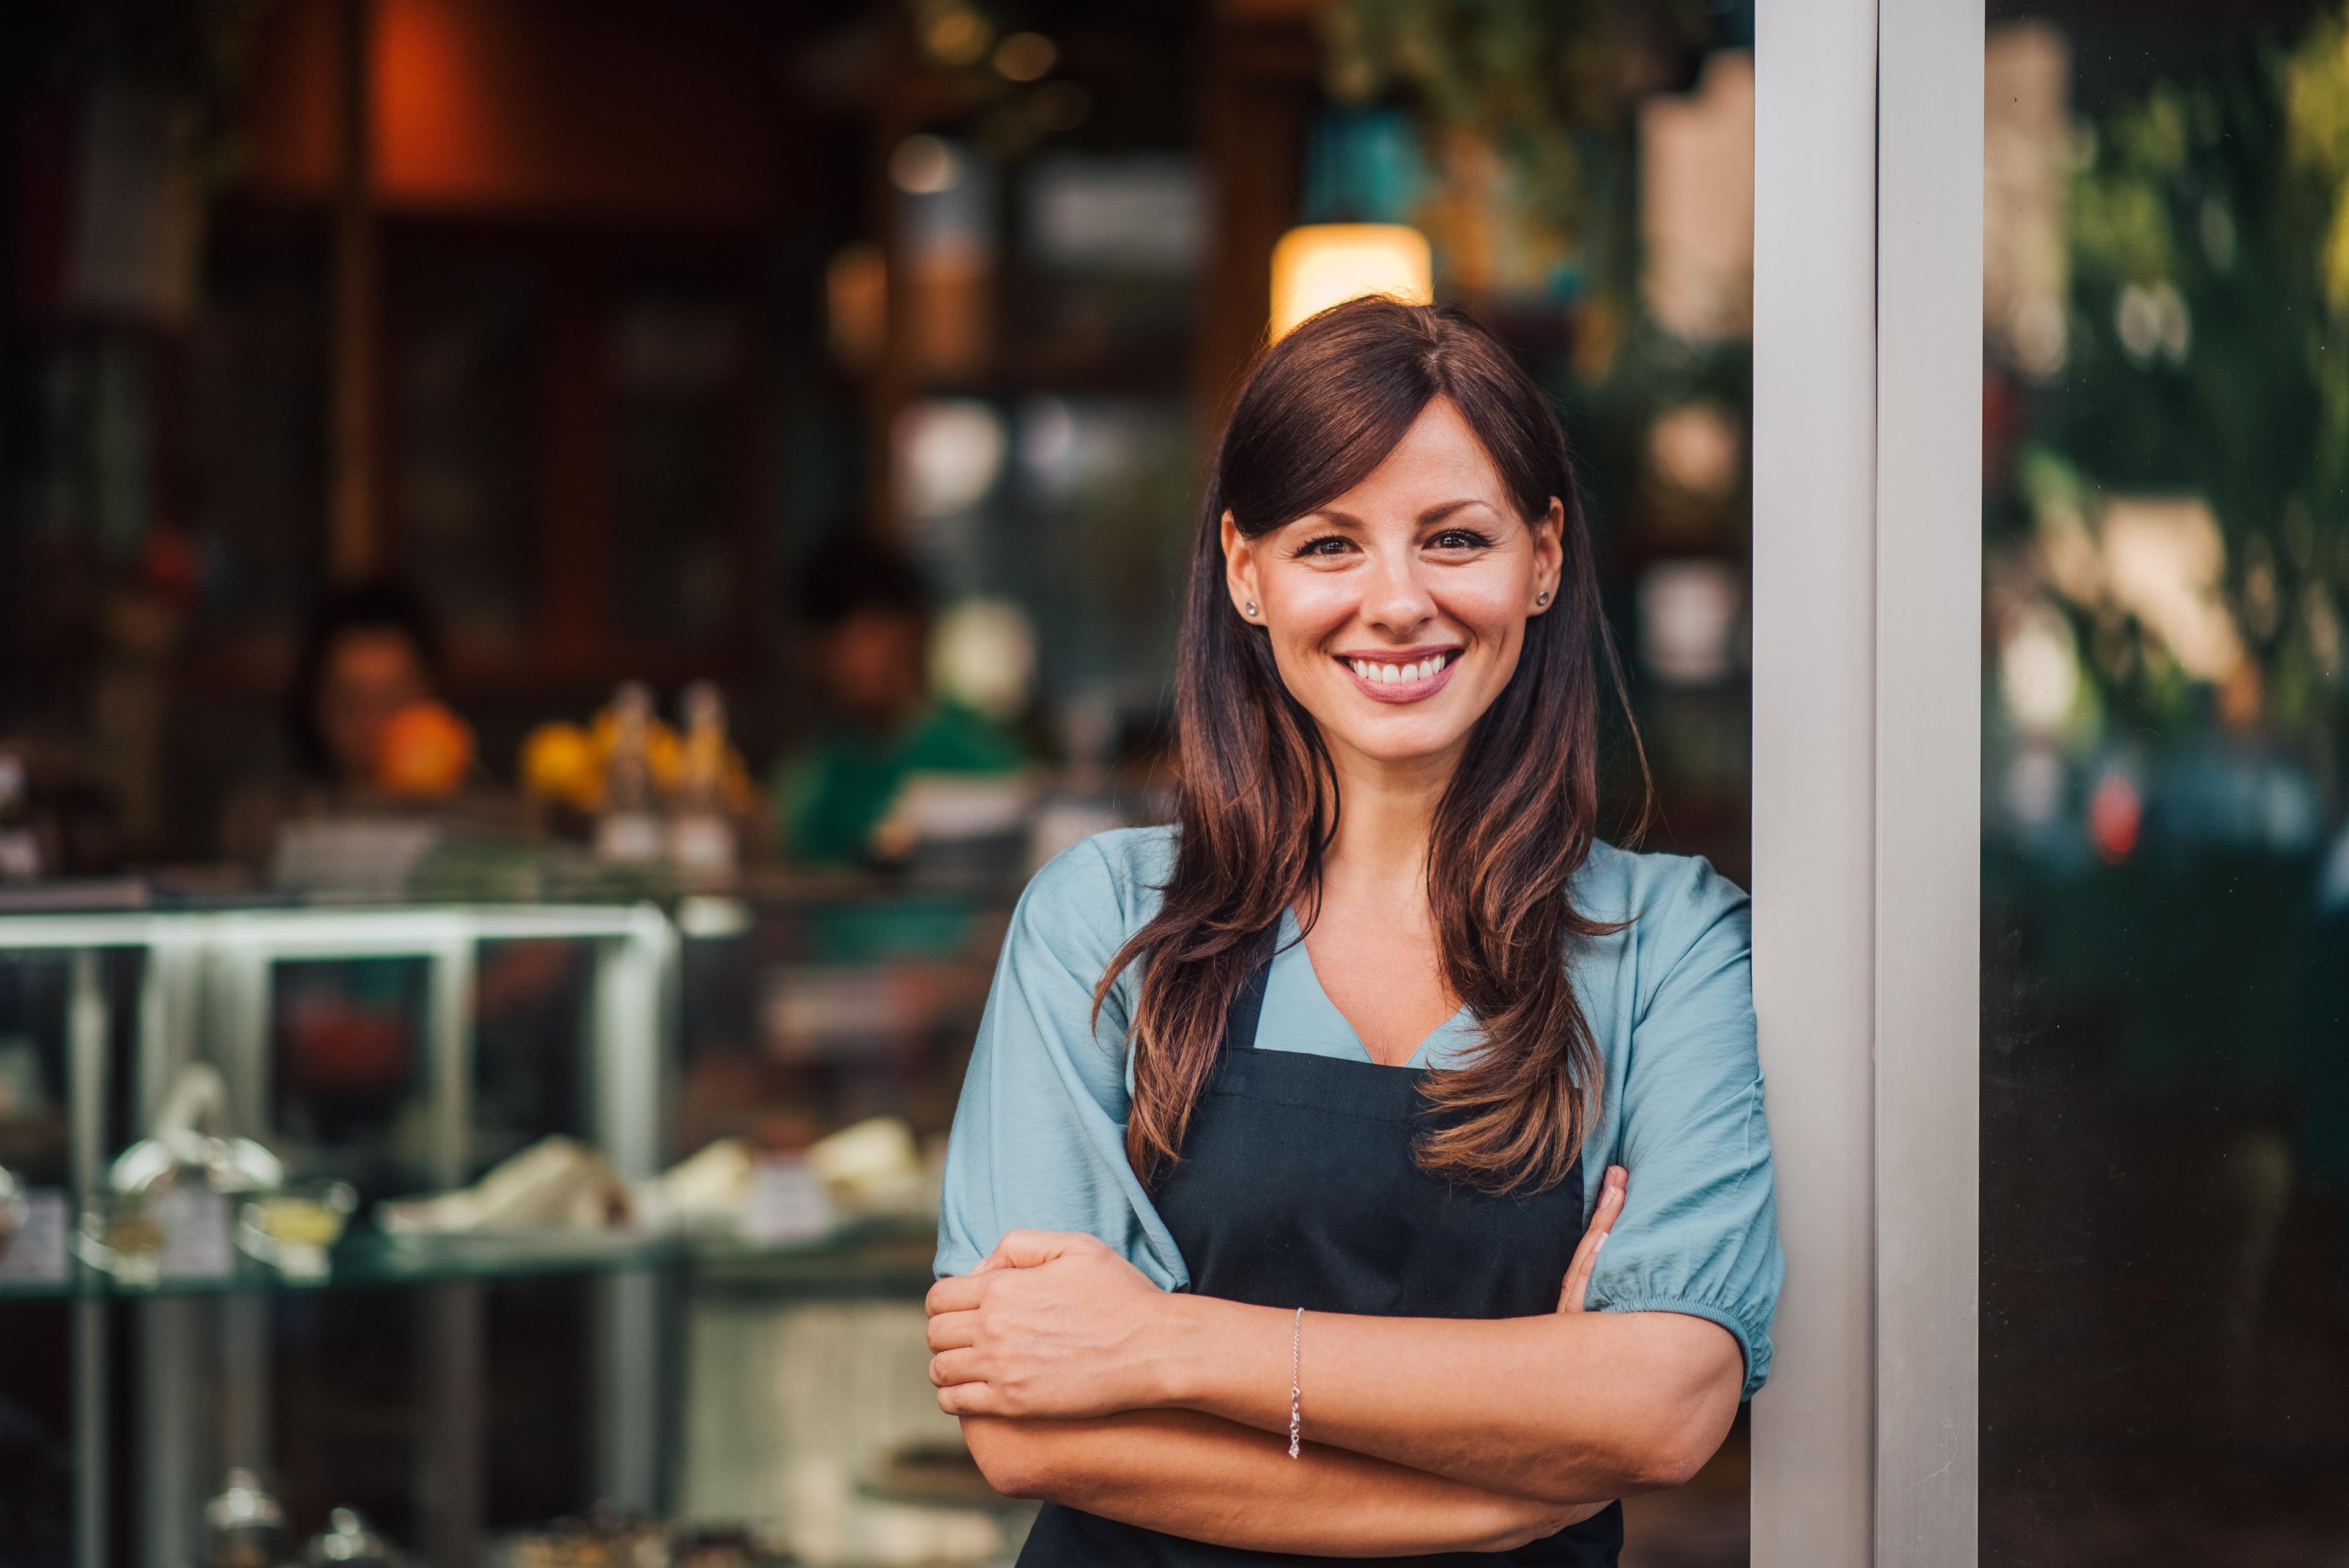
1318;0;1712;305
1992;2;2349;751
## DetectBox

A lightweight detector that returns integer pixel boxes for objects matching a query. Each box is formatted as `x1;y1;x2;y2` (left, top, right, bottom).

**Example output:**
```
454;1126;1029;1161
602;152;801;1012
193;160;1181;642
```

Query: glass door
1980;2;2349;1559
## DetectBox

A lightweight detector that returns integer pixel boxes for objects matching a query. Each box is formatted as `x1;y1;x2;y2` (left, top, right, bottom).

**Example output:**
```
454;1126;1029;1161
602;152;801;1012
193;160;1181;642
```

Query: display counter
0;888;1014;1568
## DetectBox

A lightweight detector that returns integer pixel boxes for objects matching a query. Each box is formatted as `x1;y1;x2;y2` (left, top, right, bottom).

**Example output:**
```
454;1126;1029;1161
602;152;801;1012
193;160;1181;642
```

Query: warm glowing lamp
1269;224;1434;338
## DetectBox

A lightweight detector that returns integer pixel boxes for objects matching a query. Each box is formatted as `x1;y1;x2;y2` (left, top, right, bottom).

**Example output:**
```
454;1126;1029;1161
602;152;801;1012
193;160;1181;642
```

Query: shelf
0;1217;939;1303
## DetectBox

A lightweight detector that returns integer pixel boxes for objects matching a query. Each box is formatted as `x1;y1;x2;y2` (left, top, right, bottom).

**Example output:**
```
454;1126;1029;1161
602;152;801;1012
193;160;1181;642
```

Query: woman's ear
1221;510;1263;623
1530;497;1566;614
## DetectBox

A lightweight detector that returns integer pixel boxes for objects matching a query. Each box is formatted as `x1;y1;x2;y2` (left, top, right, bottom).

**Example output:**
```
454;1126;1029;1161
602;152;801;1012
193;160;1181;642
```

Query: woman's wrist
1141;1290;1220;1407
1143;1293;1288;1416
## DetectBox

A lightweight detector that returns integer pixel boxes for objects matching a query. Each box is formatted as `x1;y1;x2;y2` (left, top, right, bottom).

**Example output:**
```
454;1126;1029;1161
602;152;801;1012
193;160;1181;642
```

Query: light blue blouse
934;826;1783;1399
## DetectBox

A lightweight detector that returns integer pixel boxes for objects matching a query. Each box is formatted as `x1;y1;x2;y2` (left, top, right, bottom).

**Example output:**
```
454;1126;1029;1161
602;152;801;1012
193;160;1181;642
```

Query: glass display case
0;894;1004;1568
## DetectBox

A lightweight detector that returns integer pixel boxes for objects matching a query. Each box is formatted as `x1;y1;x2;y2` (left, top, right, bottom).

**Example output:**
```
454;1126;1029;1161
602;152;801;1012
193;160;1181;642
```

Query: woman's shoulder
1566;842;1755;1079
1013;823;1178;951
1575;839;1751;980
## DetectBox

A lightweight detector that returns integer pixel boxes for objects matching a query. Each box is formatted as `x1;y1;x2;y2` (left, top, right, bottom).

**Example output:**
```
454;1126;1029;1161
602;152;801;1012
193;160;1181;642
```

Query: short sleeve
1585;866;1783;1400
933;834;1191;1288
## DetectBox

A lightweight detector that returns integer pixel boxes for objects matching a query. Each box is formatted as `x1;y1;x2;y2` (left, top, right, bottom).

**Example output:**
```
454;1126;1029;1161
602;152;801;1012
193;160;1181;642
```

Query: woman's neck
1316;741;1460;907
1301;740;1465;1058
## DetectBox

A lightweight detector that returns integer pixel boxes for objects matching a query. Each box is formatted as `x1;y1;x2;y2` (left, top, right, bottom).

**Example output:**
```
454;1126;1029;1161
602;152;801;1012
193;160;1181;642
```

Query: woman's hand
1557;1164;1628;1313
927;1229;1176;1419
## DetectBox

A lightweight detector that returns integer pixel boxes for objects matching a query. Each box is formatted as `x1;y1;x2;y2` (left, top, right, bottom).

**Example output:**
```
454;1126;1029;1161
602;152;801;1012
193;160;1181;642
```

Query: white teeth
1348;655;1452;683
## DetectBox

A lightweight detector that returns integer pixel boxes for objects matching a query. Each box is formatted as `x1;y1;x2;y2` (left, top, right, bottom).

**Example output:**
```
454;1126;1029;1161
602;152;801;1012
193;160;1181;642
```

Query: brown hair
1099;295;1639;1195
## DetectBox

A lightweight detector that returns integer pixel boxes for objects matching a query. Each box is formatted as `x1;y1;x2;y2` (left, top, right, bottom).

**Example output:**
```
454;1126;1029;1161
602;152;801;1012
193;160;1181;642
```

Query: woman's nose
1364;554;1436;631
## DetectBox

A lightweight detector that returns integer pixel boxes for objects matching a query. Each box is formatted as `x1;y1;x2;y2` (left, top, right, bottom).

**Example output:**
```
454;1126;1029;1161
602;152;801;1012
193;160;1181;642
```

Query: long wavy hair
1098;296;1640;1196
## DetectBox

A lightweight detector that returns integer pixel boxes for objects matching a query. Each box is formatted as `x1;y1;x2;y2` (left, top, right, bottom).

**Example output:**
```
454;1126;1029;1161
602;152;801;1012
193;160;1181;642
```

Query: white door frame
1750;2;1982;1564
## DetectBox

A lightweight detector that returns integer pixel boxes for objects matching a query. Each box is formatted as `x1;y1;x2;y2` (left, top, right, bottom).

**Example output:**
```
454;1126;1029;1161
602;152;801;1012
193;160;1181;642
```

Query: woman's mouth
1334;648;1462;704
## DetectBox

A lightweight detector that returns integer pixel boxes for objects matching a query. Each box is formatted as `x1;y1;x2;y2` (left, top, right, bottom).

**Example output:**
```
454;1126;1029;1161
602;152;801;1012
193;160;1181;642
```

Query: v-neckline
1273;908;1474;1071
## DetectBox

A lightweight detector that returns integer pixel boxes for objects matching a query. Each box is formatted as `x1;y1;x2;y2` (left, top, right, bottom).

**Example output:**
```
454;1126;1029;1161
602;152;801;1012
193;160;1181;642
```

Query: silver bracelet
1288;1307;1304;1459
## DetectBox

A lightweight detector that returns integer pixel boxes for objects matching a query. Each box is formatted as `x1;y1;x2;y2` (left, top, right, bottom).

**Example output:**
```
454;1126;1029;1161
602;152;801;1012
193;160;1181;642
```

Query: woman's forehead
1329;401;1512;510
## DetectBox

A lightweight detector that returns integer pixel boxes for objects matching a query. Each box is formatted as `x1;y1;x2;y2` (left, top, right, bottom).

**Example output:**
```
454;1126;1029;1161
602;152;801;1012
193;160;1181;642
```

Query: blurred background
0;2;1758;1566
0;0;1757;884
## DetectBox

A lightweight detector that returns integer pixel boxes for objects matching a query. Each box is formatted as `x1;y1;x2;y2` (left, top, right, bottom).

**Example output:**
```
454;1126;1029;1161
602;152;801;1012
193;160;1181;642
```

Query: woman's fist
926;1230;1173;1419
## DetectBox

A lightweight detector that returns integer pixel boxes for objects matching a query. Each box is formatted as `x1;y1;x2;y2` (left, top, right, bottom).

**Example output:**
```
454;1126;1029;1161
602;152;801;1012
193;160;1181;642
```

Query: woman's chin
1318;717;1477;772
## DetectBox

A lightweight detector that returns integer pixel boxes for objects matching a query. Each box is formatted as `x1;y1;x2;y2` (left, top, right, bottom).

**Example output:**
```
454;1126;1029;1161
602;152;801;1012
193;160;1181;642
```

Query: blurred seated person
772;534;1026;866
221;578;450;868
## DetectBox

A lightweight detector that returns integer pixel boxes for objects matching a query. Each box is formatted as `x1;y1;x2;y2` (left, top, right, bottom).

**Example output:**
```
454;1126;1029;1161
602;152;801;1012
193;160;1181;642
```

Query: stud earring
1535;590;1550;606
1244;601;1258;617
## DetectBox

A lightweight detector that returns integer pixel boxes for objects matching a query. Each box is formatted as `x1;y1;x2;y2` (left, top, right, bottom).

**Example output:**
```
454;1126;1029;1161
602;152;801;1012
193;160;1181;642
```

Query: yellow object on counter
247;1195;347;1247
521;722;605;812
522;705;752;816
592;707;684;793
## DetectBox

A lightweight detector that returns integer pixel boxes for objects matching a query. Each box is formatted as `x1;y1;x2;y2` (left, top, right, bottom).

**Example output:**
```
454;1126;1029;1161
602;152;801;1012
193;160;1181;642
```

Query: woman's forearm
962;1410;1595;1556
1152;1299;1743;1506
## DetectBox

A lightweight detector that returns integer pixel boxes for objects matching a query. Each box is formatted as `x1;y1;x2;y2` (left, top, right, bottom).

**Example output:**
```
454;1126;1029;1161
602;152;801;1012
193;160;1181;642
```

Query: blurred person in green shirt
772;533;1026;866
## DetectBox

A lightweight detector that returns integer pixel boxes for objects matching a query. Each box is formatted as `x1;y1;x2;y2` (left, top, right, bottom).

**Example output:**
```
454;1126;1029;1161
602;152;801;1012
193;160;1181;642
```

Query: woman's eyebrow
1297;499;1496;529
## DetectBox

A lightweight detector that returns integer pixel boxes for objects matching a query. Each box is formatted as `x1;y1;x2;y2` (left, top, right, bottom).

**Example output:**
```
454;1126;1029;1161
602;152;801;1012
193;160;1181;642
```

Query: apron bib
1015;946;1624;1566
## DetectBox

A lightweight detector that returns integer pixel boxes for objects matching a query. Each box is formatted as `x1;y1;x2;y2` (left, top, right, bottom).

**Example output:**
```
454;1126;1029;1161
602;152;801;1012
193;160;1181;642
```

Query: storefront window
1984;5;2349;1556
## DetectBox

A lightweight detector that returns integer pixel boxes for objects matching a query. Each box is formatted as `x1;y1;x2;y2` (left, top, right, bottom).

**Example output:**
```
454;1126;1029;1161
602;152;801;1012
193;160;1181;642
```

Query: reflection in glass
1984;6;2349;1557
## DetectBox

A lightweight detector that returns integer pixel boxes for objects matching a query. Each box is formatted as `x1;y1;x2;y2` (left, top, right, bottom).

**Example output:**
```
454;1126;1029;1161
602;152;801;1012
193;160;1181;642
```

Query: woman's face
1223;397;1563;776
317;629;432;785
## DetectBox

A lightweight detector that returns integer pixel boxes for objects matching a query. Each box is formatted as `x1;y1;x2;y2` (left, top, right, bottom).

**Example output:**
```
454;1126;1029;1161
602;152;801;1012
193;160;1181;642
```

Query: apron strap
1221;930;1277;1053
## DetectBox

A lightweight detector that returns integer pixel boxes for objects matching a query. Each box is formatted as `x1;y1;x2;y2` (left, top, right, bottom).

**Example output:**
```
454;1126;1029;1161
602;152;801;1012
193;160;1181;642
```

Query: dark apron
1015;946;1624;1566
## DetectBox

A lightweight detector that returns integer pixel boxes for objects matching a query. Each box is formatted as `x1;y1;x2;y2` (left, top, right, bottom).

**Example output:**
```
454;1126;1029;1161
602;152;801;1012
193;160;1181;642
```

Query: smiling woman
929;297;1782;1565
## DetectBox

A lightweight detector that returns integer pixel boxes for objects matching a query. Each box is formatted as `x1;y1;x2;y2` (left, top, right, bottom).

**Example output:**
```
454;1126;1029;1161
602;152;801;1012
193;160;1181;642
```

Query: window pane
1984;6;2349;1557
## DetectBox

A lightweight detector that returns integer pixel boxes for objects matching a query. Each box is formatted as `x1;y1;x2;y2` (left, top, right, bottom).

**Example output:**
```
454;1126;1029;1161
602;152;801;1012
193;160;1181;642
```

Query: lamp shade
1269;224;1434;338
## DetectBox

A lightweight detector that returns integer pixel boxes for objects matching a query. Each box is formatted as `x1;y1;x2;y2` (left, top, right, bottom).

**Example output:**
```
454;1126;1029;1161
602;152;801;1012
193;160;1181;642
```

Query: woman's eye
1293;535;1353;558
1430;529;1493;551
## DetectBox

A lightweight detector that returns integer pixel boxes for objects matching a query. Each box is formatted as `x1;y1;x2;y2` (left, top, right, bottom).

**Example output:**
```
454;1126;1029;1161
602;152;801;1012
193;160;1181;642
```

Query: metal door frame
1751;1;1982;1563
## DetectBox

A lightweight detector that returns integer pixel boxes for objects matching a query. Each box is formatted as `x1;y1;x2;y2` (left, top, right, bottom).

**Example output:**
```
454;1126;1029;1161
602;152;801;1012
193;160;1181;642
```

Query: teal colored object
1302;108;1428;225
801;898;979;965
935;826;1784;1399
770;702;1027;868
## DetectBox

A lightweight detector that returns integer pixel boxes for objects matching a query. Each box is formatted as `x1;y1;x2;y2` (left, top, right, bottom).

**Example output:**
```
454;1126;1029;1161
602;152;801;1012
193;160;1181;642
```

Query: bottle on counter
595;682;664;865
303;1506;404;1567
667;681;738;883
201;1468;284;1568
